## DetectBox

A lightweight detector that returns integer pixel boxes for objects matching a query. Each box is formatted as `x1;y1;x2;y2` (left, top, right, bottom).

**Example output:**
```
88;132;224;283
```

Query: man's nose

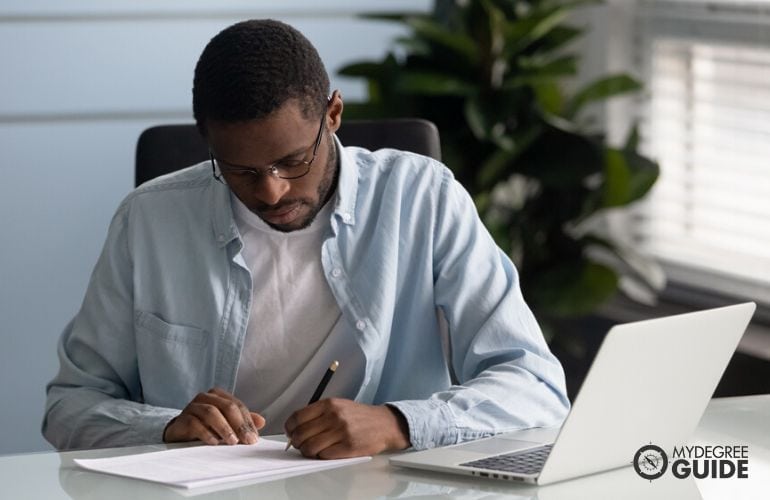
254;174;291;206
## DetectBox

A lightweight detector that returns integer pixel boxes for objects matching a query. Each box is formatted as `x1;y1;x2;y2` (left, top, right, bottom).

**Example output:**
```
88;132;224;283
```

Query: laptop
390;302;756;485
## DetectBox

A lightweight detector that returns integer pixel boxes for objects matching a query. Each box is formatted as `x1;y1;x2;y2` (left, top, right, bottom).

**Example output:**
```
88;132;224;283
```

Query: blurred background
1;0;768;455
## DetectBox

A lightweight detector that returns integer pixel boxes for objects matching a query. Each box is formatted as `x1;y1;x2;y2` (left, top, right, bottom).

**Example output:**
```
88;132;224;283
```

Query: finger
298;428;345;459
289;411;337;451
165;414;219;445
284;400;330;435
185;392;241;443
207;387;256;431
250;412;266;430
318;442;361;460
185;403;239;445
207;388;259;444
185;415;221;446
196;391;257;444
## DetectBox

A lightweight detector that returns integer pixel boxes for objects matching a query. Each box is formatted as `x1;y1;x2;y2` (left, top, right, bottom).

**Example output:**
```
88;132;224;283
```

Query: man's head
193;19;343;232
193;19;330;132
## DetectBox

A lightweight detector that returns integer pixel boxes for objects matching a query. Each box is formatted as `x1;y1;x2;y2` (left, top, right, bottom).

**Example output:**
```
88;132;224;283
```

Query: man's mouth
258;203;302;225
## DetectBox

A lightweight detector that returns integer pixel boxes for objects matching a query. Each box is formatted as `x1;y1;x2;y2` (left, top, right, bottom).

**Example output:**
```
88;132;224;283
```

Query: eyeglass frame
209;109;327;183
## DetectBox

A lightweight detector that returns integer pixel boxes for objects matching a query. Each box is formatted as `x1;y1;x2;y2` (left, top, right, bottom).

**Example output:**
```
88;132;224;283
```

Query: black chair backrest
135;118;441;187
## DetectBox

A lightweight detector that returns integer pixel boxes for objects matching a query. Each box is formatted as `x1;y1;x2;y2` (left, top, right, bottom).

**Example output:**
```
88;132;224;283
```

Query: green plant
339;0;664;331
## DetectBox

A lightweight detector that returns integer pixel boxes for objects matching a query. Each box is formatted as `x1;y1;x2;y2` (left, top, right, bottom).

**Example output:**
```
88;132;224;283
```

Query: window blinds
633;0;770;303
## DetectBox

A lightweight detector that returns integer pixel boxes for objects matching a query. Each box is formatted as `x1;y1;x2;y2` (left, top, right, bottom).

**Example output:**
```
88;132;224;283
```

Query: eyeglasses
210;112;326;183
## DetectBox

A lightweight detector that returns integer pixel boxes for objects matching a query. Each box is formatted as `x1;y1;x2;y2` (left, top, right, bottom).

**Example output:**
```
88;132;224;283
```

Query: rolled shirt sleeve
389;169;570;450
43;202;178;450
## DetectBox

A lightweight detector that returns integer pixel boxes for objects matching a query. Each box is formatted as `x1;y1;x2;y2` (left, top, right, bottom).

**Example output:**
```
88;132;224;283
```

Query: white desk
2;395;768;499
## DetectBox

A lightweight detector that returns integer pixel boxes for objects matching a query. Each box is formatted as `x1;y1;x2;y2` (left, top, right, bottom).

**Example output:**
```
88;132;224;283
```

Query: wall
0;0;429;454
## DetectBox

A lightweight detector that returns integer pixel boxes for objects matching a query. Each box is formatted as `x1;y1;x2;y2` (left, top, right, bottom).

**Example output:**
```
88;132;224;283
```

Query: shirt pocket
134;310;213;408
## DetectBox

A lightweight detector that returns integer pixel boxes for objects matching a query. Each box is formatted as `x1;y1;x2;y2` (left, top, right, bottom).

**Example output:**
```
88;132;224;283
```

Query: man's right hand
163;387;266;445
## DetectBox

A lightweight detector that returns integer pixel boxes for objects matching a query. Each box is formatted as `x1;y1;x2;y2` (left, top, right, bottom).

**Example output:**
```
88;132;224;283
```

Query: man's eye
225;167;257;176
278;159;306;169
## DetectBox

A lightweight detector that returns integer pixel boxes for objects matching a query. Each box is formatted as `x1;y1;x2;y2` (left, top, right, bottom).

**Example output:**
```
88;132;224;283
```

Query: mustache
252;199;309;213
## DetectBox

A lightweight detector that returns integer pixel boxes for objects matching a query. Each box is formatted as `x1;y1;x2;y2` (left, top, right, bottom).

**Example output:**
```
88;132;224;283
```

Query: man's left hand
284;399;410;458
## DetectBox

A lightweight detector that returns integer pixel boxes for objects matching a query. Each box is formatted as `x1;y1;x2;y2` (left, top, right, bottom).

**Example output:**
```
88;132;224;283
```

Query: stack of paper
74;439;370;489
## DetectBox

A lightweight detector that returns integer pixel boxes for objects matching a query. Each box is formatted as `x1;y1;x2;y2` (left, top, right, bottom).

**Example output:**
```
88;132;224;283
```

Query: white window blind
633;0;770;304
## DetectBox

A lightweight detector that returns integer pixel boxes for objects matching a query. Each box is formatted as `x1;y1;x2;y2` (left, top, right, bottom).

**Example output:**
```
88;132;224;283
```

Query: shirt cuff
387;399;458;450
128;407;180;445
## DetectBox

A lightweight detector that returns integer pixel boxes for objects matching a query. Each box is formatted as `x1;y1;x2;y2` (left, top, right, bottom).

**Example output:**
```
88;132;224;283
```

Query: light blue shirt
43;137;569;450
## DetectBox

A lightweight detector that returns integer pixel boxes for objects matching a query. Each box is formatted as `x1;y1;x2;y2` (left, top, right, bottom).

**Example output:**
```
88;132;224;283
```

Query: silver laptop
391;302;756;485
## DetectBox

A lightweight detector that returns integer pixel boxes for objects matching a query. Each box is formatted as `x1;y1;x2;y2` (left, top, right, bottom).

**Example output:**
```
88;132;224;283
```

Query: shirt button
356;320;366;331
331;268;342;278
342;213;352;222
217;234;225;242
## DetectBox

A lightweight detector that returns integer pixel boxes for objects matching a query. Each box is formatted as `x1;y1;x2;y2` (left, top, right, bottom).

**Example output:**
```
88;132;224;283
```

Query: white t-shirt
231;193;363;434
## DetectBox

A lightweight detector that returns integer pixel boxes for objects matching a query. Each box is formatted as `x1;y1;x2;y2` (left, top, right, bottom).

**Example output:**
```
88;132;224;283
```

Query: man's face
206;95;343;232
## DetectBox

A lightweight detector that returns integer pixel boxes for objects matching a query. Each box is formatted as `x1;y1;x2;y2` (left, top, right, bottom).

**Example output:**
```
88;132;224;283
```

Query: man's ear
326;90;343;134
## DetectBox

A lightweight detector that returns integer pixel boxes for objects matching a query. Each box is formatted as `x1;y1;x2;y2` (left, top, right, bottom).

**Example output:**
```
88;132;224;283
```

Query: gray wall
0;0;429;455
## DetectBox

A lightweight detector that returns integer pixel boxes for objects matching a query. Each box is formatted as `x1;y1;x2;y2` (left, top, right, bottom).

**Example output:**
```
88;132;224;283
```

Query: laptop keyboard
460;444;553;475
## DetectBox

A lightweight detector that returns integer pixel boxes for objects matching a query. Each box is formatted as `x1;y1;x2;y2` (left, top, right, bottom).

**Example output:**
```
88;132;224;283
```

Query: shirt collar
332;134;359;227
210;170;240;248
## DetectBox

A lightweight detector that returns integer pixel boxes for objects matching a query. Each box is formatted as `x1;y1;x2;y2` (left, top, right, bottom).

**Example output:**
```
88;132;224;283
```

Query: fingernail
226;432;238;445
246;432;258;444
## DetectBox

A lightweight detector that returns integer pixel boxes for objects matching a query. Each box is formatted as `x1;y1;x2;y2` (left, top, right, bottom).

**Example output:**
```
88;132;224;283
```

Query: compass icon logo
633;444;669;480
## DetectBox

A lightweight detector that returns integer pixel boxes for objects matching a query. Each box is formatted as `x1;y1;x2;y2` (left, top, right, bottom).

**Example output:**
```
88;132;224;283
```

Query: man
43;19;569;458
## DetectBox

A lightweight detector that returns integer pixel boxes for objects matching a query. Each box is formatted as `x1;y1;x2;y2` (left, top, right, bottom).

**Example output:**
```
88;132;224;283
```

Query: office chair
135;118;441;187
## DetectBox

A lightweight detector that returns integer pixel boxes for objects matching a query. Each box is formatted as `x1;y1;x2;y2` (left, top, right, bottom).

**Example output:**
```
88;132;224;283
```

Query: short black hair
192;19;330;135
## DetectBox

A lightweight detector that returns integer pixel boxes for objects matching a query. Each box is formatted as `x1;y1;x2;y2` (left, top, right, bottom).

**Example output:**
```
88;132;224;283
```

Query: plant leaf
603;148;631;207
406;17;479;63
396;71;476;95
624;124;641;152
582;235;667;303
504;55;578;87
502;0;597;57
503;6;570;58
477;147;515;191
515;120;603;188
532;81;565;115
530;261;619;317
394;36;431;56
464;96;488;140
624;149;660;203
566;74;642;118
337;61;389;79
534;25;583;54
602;146;660;207
359;12;428;23
481;0;509;57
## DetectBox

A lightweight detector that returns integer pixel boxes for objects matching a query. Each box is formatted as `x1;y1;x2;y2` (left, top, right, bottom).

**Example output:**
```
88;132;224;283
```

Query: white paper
74;439;370;489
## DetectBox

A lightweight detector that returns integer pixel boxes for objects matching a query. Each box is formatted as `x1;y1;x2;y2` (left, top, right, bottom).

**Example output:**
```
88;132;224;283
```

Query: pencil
285;360;339;451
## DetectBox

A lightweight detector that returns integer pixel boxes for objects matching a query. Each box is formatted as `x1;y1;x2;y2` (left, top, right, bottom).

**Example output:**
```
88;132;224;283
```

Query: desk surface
3;395;768;499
